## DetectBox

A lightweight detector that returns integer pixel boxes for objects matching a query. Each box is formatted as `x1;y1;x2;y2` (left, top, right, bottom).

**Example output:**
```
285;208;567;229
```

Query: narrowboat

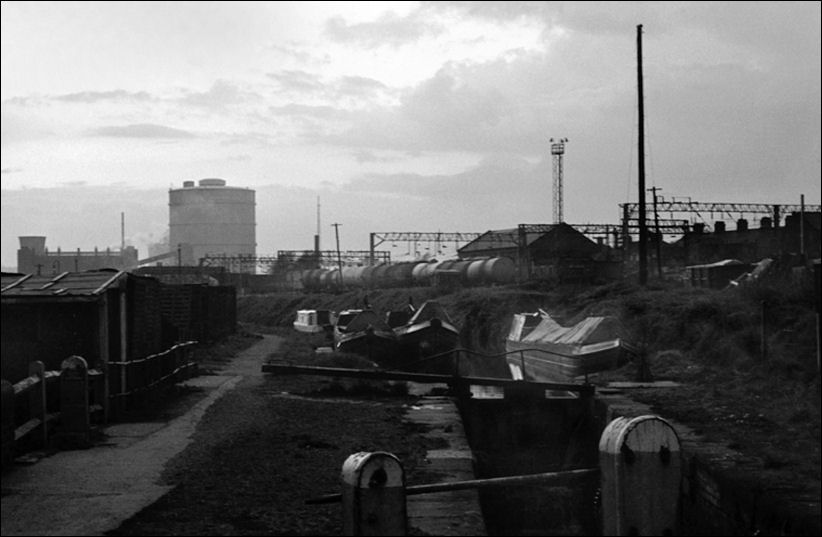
293;309;336;334
333;309;399;361
392;300;460;373
505;311;636;382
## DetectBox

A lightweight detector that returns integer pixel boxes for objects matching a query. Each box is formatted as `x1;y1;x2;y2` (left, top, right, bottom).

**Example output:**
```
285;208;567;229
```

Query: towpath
0;334;281;536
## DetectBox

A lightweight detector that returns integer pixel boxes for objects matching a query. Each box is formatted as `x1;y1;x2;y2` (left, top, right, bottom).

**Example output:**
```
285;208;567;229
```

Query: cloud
351;150;400;164
338;76;389;95
267;103;352;120
1;167;23;174
344;154;541;200
310;59;551;155
325;11;444;48
265;71;396;109
267;70;325;93
1;111;55;146
179;79;260;109
268;43;331;65
87;123;196;139
54;89;153;103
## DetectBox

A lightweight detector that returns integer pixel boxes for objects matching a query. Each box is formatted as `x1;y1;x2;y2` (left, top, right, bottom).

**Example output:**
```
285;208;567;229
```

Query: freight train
292;256;517;292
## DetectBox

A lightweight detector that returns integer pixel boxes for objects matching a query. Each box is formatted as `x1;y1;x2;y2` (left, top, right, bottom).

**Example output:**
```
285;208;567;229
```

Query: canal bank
593;389;820;536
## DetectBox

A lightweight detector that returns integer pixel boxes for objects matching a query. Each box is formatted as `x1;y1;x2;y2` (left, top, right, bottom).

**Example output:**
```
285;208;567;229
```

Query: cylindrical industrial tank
168;179;255;269
714;221;725;233
451;260;474;283
760;217;772;229
483;257;516;284
360;264;379;288
302;268;324;290
284;270;304;291
385;262;415;287
423;260;447;279
737;218;748;231
437;259;458;271
370;263;391;288
466;258;489;285
321;269;340;289
411;261;431;284
342;266;366;287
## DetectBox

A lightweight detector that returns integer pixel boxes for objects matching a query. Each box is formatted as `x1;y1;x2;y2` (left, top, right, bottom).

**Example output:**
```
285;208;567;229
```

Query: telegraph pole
637;24;648;285
331;223;343;288
648;186;663;277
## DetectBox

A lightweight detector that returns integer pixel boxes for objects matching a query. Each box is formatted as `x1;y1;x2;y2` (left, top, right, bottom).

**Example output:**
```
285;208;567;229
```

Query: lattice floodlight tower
550;138;568;224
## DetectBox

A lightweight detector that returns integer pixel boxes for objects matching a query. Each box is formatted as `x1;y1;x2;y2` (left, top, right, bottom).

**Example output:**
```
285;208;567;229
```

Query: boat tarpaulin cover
521;313;624;346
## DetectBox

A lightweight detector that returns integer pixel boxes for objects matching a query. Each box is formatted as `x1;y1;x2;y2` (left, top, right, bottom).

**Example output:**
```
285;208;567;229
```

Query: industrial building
16;236;138;275
458;223;620;283
168;179;256;271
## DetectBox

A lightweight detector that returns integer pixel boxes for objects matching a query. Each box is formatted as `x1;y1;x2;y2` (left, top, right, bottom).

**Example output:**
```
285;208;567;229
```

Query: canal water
459;388;602;536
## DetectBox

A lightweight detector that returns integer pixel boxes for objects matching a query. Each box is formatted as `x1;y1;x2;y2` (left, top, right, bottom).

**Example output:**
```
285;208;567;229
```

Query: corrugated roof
1;270;126;297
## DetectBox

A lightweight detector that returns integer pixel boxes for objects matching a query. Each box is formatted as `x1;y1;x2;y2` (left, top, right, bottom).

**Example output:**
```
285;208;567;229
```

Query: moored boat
293;309;336;334
505;311;636;383
333;309;399;362
393;300;460;373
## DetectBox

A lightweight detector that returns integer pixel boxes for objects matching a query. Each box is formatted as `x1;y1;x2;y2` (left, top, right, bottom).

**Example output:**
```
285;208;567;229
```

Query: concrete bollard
599;414;681;536
57;355;90;449
341;451;406;536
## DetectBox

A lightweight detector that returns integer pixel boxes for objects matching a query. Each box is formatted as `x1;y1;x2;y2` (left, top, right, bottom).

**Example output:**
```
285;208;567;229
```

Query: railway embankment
239;276;820;535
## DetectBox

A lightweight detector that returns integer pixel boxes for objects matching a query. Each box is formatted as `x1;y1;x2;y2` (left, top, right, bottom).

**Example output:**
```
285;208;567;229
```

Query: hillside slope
238;275;821;533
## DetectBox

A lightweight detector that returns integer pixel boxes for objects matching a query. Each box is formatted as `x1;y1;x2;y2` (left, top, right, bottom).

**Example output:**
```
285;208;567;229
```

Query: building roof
459;227;554;254
459;223;593;255
1;269;126;298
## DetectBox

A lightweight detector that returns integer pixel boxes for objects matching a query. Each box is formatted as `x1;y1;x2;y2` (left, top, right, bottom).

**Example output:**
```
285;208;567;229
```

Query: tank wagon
293;256;516;292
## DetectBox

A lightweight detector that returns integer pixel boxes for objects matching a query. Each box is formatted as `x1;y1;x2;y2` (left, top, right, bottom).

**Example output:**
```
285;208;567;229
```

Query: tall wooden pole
637;24;648;285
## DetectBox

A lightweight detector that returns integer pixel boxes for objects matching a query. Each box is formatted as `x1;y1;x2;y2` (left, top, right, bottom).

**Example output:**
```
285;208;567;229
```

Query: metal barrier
308;415;681;536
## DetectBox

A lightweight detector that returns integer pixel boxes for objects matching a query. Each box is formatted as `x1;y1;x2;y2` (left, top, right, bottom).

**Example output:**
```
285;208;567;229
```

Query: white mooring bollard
599;414;681;536
341;451;407;536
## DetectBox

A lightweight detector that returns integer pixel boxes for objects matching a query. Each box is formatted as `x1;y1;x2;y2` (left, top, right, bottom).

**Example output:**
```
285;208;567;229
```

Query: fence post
56;355;91;449
599;414;681;536
1;380;14;470
28;361;48;448
341;451;406;536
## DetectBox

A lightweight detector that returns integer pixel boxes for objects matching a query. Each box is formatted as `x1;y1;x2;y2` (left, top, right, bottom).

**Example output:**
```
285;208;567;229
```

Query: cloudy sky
2;1;820;269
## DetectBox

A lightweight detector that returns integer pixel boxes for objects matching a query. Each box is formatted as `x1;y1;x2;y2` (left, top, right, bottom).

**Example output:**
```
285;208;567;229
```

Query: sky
2;1;820;269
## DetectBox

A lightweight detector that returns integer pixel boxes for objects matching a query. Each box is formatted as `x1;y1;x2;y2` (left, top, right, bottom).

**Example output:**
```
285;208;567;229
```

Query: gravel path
0;335;281;536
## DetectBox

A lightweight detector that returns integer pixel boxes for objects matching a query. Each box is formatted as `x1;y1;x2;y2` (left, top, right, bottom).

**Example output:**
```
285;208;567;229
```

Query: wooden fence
1;341;197;469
